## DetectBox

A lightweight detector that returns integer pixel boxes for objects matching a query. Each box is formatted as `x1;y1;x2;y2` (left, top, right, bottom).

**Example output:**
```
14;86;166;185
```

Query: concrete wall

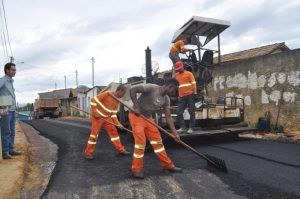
208;49;300;131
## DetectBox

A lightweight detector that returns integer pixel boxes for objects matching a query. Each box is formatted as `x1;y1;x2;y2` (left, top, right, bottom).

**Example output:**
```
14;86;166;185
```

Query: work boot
119;151;131;156
177;128;186;133
2;153;12;159
164;166;182;173
132;172;144;179
187;128;194;134
84;154;94;160
10;150;22;156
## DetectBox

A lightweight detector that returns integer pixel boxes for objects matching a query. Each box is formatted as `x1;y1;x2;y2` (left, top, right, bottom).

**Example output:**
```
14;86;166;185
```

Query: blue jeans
1;111;16;155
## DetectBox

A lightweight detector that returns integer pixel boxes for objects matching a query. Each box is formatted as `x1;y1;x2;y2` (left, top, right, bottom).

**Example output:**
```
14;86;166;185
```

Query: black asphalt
24;119;300;199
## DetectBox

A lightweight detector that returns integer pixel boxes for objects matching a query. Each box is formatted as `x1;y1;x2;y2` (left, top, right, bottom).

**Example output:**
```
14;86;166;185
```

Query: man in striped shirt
84;84;129;160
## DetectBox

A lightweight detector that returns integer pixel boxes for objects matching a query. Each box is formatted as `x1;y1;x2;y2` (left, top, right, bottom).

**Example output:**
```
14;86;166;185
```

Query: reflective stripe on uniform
150;140;162;145
133;153;144;158
134;144;146;150
154;146;165;153
90;102;97;106
179;83;193;88
93;97;118;113
90;134;98;138
191;81;196;85
111;114;117;118
110;136;120;141
172;44;180;53
96;108;109;117
88;141;97;145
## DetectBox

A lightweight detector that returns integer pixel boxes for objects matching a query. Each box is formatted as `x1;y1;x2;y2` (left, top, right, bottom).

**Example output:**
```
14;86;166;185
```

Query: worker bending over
169;38;191;66
84;84;130;160
129;82;182;179
173;61;197;134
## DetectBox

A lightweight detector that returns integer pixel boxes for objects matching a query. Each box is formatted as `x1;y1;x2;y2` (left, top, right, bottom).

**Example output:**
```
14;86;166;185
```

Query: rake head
205;154;228;173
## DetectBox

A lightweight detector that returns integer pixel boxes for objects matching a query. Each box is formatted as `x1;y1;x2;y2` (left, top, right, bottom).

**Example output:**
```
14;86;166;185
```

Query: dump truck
34;99;61;119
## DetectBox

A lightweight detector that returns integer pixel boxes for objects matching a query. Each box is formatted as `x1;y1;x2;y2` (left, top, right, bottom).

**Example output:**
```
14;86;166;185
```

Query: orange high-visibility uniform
170;39;188;55
174;70;196;97
84;91;126;155
129;113;174;173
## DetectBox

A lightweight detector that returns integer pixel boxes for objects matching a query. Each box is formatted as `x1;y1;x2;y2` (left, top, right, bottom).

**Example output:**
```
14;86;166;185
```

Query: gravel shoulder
0;121;57;198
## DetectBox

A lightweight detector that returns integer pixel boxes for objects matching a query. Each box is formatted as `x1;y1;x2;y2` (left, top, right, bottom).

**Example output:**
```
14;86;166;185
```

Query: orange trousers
84;117;125;155
129;113;174;173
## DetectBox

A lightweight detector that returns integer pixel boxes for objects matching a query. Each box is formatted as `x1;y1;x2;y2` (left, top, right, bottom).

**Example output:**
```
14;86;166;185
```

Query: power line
0;0;8;61
1;0;12;57
0;26;7;61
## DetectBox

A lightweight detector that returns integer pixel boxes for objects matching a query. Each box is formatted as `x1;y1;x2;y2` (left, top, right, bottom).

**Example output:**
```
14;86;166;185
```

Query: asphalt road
23;119;300;199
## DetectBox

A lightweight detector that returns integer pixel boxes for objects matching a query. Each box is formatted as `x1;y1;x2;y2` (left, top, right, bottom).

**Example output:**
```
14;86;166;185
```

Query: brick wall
208;49;300;131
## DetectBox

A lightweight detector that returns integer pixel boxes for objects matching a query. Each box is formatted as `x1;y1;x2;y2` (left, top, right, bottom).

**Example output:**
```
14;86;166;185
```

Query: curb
19;121;58;198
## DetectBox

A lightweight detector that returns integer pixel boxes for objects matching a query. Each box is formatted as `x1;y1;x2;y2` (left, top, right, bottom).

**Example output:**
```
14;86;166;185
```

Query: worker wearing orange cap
84;84;130;160
169;38;191;65
173;61;197;134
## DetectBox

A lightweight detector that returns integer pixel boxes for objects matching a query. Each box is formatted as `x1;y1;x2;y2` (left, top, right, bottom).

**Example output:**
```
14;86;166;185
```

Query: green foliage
17;103;34;111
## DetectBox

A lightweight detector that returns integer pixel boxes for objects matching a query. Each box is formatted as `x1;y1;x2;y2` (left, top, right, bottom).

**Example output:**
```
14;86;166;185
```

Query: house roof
85;86;106;94
39;89;73;99
218;42;290;63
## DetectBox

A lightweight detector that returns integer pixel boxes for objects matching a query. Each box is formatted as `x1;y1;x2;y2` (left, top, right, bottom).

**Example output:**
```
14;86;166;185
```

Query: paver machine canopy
171;16;231;91
172;16;230;65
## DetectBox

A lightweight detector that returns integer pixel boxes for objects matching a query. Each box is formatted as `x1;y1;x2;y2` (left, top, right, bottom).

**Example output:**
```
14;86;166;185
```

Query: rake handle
71;105;134;134
108;93;217;166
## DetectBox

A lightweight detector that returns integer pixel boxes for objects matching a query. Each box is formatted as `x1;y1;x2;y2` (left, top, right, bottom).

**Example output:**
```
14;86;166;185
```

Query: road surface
23;119;300;199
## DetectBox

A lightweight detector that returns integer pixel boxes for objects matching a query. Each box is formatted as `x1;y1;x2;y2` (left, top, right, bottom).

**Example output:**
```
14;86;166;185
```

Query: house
76;85;90;116
85;86;106;117
216;42;290;63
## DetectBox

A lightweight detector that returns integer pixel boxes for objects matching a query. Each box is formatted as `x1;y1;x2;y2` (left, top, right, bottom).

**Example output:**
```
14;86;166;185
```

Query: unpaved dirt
0;121;57;199
240;131;300;143
0;121;29;199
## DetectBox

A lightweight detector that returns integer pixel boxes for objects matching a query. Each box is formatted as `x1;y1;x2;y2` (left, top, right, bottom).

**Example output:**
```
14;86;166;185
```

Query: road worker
173;61;197;134
84;84;130;160
169;38;191;66
129;82;182;179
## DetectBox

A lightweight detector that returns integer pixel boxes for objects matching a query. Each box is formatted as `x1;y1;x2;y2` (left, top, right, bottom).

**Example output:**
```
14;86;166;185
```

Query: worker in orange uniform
173;61;197;134
129;82;182;179
84;84;130;160
169;38;191;66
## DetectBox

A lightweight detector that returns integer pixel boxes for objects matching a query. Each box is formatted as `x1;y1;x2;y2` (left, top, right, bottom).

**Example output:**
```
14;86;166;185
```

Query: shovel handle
71;105;134;134
108;93;217;165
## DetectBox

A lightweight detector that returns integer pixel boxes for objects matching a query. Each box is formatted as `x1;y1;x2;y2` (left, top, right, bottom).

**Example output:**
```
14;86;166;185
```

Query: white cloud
0;0;299;103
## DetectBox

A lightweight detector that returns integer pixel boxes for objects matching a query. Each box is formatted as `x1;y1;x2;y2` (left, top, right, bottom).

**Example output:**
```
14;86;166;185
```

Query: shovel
108;92;228;172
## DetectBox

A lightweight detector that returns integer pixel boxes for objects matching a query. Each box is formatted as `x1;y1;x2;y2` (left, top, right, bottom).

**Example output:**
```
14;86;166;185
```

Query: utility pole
91;57;95;96
119;73;122;83
75;70;78;88
54;82;57;90
10;56;14;63
64;75;66;89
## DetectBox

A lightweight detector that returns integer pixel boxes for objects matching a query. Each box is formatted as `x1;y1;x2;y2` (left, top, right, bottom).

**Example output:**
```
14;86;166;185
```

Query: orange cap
175;61;184;71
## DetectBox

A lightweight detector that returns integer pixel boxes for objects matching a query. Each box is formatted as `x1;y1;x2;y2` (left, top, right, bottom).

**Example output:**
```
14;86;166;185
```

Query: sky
1;0;300;104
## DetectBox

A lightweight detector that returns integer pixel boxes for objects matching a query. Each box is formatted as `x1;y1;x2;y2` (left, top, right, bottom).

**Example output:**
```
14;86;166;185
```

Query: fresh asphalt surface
24;119;300;199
